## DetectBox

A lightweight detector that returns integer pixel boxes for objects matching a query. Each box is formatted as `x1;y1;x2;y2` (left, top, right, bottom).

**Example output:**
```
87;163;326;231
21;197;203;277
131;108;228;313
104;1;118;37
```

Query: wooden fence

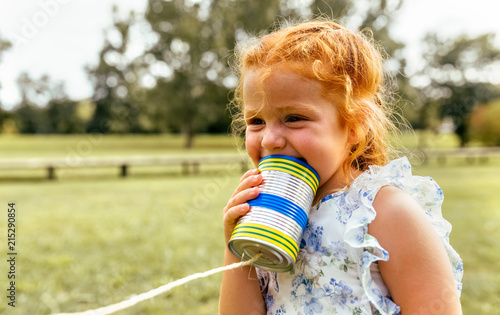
0;154;251;180
1;147;499;180
418;147;500;165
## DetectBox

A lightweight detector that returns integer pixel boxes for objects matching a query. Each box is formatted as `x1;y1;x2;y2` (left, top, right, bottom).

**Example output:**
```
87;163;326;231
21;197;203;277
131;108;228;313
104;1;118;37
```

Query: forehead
242;68;324;110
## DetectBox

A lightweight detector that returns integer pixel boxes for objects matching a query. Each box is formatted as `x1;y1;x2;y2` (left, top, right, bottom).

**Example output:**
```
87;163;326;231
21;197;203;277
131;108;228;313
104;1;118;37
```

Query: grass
0;133;499;314
0;133;246;181
0;130;469;159
0;134;242;159
0;172;240;314
412;162;500;313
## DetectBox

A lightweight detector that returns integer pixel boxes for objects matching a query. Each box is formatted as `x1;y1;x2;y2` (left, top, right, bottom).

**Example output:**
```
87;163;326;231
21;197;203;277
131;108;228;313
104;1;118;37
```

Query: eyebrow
244;103;322;117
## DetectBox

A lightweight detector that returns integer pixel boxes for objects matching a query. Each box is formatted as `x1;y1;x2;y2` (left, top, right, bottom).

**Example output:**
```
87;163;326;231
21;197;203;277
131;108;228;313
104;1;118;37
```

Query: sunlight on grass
0;134;498;313
0;171;242;314
0;134;242;158
414;163;500;313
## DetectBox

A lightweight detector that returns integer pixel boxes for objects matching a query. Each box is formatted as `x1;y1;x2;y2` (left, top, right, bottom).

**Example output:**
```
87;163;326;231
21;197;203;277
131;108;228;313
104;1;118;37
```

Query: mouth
258;155;308;165
297;157;308;164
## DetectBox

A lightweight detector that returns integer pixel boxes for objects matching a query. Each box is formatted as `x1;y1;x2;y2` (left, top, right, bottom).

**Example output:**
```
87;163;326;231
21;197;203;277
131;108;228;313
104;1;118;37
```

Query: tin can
228;155;319;272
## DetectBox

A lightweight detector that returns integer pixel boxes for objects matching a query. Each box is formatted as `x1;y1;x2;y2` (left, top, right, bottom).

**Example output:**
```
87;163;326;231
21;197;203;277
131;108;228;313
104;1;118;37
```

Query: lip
297;157;308;164
259;155;308;165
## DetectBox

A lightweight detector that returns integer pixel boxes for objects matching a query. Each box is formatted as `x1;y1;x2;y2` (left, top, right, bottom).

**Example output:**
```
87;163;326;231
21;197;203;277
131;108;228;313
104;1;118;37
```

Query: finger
225;186;259;213
240;168;260;183
229;172;263;199
223;203;250;226
223;203;251;241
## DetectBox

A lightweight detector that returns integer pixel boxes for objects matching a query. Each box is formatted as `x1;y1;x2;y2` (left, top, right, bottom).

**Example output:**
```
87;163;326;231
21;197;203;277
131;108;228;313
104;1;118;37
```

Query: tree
144;0;282;147
416;33;500;146
0;34;12;131
0;35;11;89
470;100;500;146
13;73;51;133
46;98;86;134
13;72;82;133
86;7;149;134
144;0;407;147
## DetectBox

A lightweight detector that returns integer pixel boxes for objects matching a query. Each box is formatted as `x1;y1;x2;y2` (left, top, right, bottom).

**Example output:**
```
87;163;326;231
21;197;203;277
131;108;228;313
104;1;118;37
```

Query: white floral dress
256;157;463;315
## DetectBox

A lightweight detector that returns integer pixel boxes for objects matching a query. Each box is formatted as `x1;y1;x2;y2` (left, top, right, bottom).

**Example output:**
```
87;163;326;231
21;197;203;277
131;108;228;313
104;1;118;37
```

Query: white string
53;255;260;315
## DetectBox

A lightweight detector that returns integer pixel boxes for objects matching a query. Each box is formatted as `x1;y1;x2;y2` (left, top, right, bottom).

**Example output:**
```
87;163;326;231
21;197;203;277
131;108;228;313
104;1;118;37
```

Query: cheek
245;131;256;150
292;131;321;152
245;133;261;164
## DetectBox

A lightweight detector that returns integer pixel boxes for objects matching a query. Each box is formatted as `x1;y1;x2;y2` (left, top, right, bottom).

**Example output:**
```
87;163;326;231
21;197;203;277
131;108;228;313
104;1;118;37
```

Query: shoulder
368;185;430;263
368;185;462;313
371;185;424;226
368;185;439;263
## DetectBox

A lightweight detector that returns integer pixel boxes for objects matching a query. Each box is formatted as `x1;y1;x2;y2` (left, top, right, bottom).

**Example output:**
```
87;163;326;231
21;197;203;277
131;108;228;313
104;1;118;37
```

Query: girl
220;20;463;314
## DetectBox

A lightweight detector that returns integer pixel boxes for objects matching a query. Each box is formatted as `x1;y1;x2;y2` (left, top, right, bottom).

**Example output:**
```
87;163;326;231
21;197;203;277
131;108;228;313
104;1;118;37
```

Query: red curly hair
230;20;397;179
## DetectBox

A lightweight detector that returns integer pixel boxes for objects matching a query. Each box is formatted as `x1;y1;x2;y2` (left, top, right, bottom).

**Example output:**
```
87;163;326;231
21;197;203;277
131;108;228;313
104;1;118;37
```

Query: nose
261;124;286;152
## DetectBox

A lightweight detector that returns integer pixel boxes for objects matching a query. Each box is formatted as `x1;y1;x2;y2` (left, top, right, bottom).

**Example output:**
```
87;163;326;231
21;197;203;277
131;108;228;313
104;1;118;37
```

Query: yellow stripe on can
232;223;299;260
258;157;319;191
258;161;319;193
233;222;299;254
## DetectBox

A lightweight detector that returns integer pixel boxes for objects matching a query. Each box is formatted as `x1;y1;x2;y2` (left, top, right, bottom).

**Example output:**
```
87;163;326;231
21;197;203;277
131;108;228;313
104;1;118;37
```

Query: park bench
0;154;251;180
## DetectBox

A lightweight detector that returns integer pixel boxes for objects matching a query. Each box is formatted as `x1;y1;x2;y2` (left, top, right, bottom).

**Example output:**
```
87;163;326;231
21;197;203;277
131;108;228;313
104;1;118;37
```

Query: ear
347;127;360;145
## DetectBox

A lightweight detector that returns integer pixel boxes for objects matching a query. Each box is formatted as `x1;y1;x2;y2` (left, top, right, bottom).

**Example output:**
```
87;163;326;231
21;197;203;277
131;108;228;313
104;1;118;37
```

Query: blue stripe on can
248;193;308;230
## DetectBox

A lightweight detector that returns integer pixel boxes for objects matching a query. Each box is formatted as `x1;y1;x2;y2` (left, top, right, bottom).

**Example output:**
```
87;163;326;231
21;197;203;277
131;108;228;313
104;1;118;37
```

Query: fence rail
0;154;251;179
1;147;499;180
419;147;500;165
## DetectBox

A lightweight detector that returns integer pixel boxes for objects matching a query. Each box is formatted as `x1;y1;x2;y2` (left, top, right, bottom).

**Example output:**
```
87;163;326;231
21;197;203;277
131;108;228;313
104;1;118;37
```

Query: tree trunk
183;123;194;149
455;122;468;147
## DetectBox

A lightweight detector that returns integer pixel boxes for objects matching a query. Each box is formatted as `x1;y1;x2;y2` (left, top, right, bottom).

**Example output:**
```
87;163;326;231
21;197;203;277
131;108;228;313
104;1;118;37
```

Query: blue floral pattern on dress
256;157;463;314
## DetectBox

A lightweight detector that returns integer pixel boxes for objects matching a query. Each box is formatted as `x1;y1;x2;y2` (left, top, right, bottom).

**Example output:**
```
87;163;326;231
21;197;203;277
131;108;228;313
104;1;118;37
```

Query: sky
0;0;499;110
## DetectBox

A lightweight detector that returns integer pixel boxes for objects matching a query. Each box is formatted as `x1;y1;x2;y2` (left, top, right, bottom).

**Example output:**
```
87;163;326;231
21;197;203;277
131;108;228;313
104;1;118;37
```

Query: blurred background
0;0;499;314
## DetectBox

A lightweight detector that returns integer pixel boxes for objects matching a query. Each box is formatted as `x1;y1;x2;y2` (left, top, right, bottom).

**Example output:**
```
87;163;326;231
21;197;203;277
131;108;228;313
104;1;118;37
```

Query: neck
313;167;363;205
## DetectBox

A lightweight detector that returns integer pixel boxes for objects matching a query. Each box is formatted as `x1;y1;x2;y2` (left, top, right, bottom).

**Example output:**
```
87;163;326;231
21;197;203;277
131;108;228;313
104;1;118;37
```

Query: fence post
182;161;190;175
121;164;128;177
48;166;55;180
465;154;475;165
192;161;199;175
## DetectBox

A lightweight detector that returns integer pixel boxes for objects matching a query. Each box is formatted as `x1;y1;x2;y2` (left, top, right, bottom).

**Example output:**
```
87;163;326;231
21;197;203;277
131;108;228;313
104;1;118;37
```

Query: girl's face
243;67;357;200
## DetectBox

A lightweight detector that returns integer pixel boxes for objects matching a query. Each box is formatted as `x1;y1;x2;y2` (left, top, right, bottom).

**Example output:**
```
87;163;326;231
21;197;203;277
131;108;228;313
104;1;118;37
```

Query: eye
247;117;265;125
285;115;305;123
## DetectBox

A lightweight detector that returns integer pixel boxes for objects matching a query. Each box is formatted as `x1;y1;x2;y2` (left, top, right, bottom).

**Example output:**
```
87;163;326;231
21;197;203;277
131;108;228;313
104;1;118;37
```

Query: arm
219;169;266;315
369;185;462;315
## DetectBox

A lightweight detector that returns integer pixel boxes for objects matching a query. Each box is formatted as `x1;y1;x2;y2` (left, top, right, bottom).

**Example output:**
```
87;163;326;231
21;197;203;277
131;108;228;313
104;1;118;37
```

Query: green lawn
412;163;500;313
0;134;242;158
0;134;498;314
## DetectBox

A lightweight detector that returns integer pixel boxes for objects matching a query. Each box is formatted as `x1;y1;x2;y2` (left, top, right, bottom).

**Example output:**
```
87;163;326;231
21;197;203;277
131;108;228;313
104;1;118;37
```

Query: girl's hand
223;168;262;244
220;168;266;313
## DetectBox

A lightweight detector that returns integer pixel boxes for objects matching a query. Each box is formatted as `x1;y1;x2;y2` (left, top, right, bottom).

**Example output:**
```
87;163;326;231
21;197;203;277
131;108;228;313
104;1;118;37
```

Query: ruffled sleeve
344;157;463;314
